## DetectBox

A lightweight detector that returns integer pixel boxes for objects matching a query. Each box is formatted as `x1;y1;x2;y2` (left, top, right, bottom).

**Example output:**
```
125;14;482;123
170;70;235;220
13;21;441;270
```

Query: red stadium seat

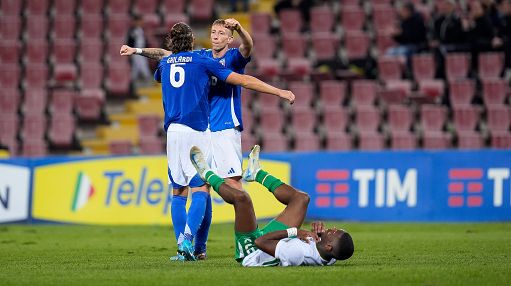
385;80;412;97
79;39;103;64
358;131;385;150
282;33;307;60
23;89;48;114
106;15;130;38
109;140;133;155
106;63;131;96
25;0;49;15
325;131;352;150
256;92;283;109
106;37;130;66
293;131;320;151
310;6;335;33
79;63;104;89
490;131;511;148
24;40;48;63
420;105;447;131
259;108;284;133
138;114;161;137
289;82;314;108
478;52;504;79
486;105;510;131
0;88;20;113
372;4;396;34
390;131;417;150
53;64;78;84
163;13;190;29
139;136;164;155
340;0;360;6
354;105;380;132
351;80;377;106
250;12;272;35
291;106;316;133
378;57;404;83
311;33;340;61
161;0;186;14
0;64;20;88
375;33;396;55
344;31;370;60
75;89;105;120
81;0;104;14
241;132;257;153
279;9;302;33
322;106;349;132
0;40;21;64
446;53;470;81
254;59;282;80
253;34;276;60
51;39;77;64
24;63;49;89
452;105;481;132
422;131;451;149
482;79;507;106
378;88;406;106
25;16;48;40
21;114;47;140
341;5;365;33
417;79;445;99
21;139;47;157
106;0;130;15
0;113;18;154
133;0;158;14
189;0;214;21
284;58;312;79
412;53;435;81
261;132;288;152
80;14;104;39
319;80;347;106
457;131;484;149
48;113;75;147
1;0;22;15
50;90;75;114
1;16;22;40
387;105;413;132
449;80;475;106
53;0;76;15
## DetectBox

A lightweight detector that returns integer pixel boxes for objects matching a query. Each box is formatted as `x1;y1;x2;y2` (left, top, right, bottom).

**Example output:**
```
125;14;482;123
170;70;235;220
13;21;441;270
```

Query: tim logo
447;168;511;208
314;170;350;208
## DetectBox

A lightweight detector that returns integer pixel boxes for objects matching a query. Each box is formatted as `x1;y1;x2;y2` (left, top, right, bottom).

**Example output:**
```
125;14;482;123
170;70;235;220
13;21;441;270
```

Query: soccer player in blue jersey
122;22;294;261
120;19;260;260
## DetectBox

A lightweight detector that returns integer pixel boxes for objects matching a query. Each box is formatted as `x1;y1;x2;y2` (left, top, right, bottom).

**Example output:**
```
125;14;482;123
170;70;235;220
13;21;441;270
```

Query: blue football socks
194;193;212;254
171;195;187;244
182;191;208;242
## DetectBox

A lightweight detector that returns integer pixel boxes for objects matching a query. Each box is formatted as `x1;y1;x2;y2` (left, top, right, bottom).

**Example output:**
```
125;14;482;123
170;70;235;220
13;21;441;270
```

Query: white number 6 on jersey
170;63;185;88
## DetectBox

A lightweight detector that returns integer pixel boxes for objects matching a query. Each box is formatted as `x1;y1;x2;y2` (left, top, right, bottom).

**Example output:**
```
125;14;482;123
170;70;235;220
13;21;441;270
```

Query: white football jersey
241;238;336;267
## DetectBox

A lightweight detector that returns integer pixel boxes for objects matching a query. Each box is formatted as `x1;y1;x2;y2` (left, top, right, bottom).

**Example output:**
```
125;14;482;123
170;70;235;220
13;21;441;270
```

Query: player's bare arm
224;18;253;58
226;73;295;104
255;229;319;256
119;45;171;60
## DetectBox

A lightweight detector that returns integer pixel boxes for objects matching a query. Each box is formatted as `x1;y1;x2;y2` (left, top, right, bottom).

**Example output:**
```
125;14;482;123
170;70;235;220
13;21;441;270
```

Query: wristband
286;227;297;238
135;48;143;54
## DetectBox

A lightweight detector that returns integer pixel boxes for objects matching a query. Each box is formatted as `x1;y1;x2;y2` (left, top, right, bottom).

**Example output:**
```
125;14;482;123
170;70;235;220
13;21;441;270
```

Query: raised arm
226;73;295;104
225;18;253;58
119;45;172;61
255;229;319;256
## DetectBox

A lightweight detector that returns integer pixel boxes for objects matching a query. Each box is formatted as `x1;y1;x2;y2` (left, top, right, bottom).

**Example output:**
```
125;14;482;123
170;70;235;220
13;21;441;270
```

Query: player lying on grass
189;145;354;266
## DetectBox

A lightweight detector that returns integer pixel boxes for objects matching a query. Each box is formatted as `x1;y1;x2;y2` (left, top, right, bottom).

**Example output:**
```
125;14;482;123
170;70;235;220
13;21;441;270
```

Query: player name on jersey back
167;56;193;64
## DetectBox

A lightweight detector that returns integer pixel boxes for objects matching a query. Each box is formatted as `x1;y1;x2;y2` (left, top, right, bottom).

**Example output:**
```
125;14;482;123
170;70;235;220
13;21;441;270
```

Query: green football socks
204;170;224;194
255;169;284;193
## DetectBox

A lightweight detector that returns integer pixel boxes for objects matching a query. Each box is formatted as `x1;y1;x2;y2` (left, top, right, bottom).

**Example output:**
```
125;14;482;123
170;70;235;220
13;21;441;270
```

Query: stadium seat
354;105;380;132
189;0;214;21
53;64;78;84
422;131;451;149
133;0;158;14
0;88;20;113
0;64;20;88
259;108;284;133
482;79;507;106
23;63;49;89
412;53;435;81
1;0;22;15
138;114;161;137
293;131;320;151
420;104;447;131
250;12;272;35
387;105;413;132
53;0;76;15
81;0;104;15
282;33;307;60
139;136;164;154
109;140;133;155
289;82;313;108
161;0;186;14
23;89;48;114
449;80;475;106
341;5;365;33
344;31;370;60
106;0;130;15
241;132;257;153
385;80;412;97
319;80;347;106
291;106;316;133
106;15;131;38
51;39;77;64
490;131;511;148
0;113;18;154
375;33;396;55
358;131;385;150
106;37;130;65
21;114;47;140
106;63;131;96
25;16;48;40
1;16;22;40
253;34;276;60
79;63;104;89
261;132;288;152
254;59;282;80
452;105;480;132
378;88;407;106
446;53;470;81
351;80;377;106
486;105;510;131
50;90;75;114
48;113;75;147
21;139;48;157
478;52;504;79
310;6;335;33
25;0;49;15
75;89;105;121
322;106;349;132
311;33;340;61
80;14;104;39
372;4;396;34
163;13;189;29
378;57;404;83
0;40;21;64
79;38;103;63
279;9;302;33
284;58;312;80
325;131;352;150
390;131;417;150
457;131;484;149
24;39;48;63
417;80;445;99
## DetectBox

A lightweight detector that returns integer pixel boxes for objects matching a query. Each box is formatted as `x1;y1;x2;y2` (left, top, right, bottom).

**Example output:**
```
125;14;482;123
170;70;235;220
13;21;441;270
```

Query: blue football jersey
197;48;251;132
154;51;233;131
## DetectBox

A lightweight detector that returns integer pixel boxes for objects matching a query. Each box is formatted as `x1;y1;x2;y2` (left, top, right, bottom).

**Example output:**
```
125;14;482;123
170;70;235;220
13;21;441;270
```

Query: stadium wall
1;150;510;224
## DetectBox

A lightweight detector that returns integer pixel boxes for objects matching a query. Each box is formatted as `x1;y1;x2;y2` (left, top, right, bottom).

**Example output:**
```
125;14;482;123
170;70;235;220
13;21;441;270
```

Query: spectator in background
498;0;511;76
386;2;427;59
274;0;313;26
126;15;152;83
481;0;501;28
230;0;249;12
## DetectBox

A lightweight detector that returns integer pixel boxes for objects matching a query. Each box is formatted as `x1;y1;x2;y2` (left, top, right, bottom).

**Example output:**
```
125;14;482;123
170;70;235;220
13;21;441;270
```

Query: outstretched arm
225;18;253;58
226;73;295;104
119;45;171;61
255;229;319;256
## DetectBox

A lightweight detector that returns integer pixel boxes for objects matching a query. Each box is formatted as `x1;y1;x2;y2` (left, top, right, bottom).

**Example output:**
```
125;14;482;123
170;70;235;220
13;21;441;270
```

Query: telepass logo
71;172;95;212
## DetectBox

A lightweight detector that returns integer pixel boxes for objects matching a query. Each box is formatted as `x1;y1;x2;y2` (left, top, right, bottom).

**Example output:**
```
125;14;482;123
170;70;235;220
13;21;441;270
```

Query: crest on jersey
219;59;226;66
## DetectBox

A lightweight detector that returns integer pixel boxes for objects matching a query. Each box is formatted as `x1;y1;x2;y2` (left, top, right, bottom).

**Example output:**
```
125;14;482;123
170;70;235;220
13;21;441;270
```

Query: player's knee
233;190;252;205
295;191;310;206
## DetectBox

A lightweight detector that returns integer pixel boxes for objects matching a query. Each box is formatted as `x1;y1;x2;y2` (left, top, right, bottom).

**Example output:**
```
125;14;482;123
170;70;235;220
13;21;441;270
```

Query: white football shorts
211;128;243;178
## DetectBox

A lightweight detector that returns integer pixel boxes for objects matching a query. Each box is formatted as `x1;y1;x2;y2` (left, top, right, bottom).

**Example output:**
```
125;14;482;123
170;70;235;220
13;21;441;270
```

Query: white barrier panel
0;164;30;223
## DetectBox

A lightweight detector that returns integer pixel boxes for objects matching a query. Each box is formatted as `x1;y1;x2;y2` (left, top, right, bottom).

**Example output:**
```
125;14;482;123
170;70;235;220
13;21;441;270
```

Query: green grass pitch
1;222;510;286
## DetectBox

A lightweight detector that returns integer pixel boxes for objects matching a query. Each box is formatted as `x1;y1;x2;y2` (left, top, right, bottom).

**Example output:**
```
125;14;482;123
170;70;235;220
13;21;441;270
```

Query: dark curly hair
165;22;194;54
